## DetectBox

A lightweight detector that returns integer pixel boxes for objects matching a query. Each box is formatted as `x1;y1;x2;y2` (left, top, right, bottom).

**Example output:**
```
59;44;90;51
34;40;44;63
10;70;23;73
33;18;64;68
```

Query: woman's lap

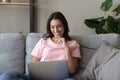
0;71;29;80
0;71;74;80
63;78;74;80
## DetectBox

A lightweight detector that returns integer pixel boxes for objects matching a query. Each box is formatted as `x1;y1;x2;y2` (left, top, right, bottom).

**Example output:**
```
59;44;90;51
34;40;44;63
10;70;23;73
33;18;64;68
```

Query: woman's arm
64;43;79;74
62;38;79;74
31;38;43;62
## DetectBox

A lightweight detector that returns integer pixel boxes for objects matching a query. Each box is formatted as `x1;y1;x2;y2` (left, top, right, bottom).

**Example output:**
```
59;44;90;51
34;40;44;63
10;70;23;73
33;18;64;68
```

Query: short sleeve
69;40;81;58
31;38;44;58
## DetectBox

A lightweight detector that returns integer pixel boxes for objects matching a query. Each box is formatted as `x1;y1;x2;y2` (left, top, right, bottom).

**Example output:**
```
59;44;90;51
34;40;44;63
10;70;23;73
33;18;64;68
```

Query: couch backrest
25;33;43;73
0;33;119;77
25;33;120;75
71;33;120;49
0;33;25;74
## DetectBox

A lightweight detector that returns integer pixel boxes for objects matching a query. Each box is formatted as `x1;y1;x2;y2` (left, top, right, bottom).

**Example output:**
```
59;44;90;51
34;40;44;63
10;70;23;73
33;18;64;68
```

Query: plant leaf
95;19;107;34
95;28;107;34
116;21;120;34
106;16;116;32
112;4;120;16
100;0;113;11
98;19;106;28
84;19;100;28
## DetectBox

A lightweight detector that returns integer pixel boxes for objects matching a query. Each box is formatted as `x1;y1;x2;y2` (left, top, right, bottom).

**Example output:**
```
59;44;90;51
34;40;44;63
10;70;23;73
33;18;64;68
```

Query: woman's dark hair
43;11;71;40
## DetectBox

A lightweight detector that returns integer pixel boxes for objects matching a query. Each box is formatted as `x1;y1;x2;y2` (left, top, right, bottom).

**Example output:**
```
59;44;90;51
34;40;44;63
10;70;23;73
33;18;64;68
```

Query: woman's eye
50;26;54;29
50;25;63;29
57;25;62;28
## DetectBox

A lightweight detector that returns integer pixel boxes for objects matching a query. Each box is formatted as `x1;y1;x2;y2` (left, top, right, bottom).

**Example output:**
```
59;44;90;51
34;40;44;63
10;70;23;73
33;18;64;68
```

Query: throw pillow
0;33;25;74
80;42;120;80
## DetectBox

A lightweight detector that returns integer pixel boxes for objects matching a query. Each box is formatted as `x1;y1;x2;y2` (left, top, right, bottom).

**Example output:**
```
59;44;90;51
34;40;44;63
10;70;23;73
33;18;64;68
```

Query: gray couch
0;33;120;80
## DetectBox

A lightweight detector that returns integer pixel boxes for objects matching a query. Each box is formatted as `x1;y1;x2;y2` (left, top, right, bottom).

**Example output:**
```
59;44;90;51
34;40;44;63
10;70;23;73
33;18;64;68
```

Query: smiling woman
32;11;81;75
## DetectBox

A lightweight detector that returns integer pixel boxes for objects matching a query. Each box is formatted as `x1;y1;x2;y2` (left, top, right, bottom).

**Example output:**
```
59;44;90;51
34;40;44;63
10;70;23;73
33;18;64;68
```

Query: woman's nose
54;27;58;32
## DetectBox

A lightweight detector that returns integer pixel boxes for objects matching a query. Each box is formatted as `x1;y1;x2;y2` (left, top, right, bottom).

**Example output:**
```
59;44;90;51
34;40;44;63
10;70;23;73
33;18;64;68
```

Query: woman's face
50;19;64;37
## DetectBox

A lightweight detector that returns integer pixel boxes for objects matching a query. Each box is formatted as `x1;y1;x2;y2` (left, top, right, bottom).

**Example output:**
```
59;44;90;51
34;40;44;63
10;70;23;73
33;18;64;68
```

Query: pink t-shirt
31;38;81;61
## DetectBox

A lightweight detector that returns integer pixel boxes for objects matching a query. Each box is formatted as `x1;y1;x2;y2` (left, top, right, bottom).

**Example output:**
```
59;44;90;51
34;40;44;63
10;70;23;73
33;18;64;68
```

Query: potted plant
84;0;120;34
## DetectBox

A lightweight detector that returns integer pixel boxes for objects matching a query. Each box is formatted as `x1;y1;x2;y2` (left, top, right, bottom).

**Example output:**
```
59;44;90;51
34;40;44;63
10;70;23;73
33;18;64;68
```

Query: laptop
27;60;69;80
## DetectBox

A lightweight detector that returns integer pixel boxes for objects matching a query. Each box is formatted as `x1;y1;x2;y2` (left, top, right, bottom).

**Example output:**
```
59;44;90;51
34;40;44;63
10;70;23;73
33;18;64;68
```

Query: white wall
0;0;119;36
0;0;29;35
37;0;104;36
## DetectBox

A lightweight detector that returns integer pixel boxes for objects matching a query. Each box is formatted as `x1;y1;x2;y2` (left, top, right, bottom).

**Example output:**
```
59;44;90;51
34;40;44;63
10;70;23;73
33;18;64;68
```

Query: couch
0;33;120;80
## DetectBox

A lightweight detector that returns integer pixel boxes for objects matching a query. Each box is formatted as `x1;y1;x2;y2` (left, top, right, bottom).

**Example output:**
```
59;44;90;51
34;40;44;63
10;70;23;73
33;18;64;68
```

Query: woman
31;11;81;74
0;11;81;80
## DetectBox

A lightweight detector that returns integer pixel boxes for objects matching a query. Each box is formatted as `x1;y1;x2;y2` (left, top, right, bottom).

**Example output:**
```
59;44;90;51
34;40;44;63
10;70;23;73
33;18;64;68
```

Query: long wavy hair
43;11;71;41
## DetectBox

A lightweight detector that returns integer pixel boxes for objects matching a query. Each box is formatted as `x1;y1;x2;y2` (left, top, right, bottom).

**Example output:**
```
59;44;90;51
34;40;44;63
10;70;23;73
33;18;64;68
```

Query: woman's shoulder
37;38;47;44
39;37;52;43
36;37;51;46
38;37;50;42
67;39;80;46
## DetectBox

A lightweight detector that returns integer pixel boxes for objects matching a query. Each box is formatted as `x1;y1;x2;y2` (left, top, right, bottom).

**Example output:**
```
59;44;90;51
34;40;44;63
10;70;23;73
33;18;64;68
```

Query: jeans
63;78;74;80
0;71;74;80
0;71;29;80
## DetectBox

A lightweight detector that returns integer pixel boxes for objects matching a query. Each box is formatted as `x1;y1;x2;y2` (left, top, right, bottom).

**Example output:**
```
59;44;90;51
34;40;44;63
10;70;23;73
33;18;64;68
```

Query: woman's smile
50;19;64;37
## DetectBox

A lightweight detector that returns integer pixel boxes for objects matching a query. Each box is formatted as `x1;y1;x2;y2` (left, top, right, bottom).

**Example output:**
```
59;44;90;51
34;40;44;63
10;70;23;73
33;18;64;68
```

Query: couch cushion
0;33;25;74
25;33;43;73
79;46;96;69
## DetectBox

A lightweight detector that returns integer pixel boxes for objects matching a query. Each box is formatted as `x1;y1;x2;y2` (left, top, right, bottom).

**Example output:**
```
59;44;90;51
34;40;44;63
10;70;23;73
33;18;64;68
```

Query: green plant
84;0;120;34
